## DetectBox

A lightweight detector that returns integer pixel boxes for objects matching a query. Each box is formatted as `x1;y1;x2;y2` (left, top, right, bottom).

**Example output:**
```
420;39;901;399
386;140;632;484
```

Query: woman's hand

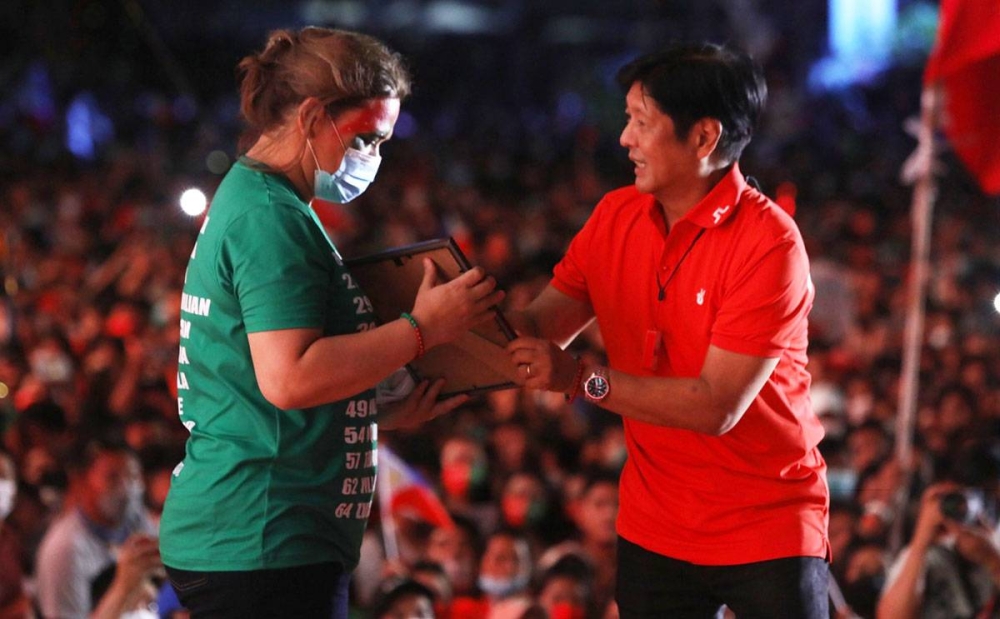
379;378;469;429
411;259;505;350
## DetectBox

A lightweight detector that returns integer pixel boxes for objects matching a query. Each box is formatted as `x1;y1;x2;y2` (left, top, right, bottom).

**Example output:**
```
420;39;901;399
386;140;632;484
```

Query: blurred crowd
1;46;999;619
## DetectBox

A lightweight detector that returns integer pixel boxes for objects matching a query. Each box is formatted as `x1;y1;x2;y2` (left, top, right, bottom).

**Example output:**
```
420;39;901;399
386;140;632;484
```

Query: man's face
575;481;618;545
85;451;141;525
480;534;528;580
619;82;700;201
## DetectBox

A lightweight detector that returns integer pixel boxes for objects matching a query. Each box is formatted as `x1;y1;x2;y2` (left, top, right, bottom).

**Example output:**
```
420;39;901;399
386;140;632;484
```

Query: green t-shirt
159;160;379;571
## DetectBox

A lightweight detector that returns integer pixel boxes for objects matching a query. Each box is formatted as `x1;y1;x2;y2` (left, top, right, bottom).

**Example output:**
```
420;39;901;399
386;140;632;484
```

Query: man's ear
296;97;326;138
691;118;723;161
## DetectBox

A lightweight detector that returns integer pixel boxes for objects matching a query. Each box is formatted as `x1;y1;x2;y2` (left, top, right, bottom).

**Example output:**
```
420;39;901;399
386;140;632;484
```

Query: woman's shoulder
211;162;308;224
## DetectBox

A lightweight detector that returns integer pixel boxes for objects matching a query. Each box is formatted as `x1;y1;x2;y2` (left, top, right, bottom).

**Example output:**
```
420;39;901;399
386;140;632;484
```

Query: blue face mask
477;573;529;598
308;121;381;203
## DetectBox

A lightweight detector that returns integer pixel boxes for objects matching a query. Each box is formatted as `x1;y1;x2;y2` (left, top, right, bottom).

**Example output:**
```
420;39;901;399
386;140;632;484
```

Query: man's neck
657;166;730;228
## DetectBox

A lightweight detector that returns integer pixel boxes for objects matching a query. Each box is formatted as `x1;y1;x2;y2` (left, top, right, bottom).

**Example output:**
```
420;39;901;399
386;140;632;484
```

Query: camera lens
939;491;972;524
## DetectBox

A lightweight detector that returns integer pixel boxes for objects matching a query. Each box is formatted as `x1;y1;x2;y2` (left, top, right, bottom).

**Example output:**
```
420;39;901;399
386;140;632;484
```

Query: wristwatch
583;367;610;403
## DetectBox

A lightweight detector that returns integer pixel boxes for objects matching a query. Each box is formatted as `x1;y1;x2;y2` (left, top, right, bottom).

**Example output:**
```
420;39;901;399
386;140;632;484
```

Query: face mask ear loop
306;138;321;169
330;120;349;152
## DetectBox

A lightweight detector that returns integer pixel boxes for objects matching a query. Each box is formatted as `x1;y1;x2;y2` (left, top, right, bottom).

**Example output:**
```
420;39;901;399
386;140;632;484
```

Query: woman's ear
296;97;326;138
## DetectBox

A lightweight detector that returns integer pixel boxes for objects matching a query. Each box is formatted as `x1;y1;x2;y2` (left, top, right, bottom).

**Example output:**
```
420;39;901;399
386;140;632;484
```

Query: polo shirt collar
682;163;746;229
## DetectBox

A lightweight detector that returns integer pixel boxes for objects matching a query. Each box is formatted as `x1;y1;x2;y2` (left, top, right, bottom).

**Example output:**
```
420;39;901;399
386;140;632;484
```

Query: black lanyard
655;228;706;302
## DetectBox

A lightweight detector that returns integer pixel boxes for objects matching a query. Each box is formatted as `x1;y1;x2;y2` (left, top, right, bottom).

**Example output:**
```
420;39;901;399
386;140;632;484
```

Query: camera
939;489;988;525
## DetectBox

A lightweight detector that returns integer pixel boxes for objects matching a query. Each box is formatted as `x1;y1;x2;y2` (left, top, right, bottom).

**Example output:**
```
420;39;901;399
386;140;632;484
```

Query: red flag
924;0;1000;195
377;446;454;529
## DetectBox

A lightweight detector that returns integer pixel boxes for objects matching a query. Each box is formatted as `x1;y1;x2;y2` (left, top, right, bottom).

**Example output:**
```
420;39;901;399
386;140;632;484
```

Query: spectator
877;440;1000;619
410;560;453;618
369;577;437;619
424;516;483;599
498;470;567;549
0;449;30;619
452;529;535;619
534;553;593;619
439;434;498;536
847;419;892;474
35;436;161;619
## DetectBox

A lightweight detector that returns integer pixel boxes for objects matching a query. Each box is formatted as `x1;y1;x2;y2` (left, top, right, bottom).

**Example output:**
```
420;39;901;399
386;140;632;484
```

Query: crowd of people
1;25;999;619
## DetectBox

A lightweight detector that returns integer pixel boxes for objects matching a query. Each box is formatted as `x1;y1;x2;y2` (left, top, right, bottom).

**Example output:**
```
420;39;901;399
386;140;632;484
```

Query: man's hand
506;336;580;393
911;483;958;550
92;533;162;619
949;521;1000;579
114;534;162;593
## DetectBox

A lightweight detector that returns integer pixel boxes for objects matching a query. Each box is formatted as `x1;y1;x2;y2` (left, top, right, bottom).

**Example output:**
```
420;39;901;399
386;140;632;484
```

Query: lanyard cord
655;228;706;302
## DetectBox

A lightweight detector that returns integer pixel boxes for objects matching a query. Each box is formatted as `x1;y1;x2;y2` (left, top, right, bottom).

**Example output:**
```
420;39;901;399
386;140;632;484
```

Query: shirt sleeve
711;228;812;358
218;205;333;334
551;206;601;303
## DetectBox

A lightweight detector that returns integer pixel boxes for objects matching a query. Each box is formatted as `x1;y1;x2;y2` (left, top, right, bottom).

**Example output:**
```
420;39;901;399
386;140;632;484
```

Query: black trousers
165;562;350;619
616;536;830;619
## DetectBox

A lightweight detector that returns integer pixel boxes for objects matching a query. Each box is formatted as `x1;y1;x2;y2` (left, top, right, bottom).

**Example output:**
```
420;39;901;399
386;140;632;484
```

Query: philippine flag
377;445;454;532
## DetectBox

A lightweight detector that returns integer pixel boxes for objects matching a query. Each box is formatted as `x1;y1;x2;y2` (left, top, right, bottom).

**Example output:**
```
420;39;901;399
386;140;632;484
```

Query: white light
179;188;207;217
994;291;1000;315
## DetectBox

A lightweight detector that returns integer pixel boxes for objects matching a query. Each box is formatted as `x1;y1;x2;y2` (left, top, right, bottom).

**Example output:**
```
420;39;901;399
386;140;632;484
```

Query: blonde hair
236;27;411;151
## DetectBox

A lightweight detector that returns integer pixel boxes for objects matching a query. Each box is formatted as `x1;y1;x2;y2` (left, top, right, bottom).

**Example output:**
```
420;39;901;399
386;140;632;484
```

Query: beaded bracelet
400;312;425;358
564;357;586;403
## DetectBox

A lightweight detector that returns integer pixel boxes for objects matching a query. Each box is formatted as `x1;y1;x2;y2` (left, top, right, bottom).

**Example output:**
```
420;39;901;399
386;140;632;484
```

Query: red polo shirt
552;165;828;565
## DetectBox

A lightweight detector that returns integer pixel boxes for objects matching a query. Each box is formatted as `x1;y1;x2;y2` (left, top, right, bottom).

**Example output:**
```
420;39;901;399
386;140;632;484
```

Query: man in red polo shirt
507;42;829;618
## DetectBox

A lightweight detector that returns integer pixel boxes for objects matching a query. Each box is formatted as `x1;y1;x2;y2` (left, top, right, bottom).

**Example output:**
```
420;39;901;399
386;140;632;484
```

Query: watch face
585;374;609;400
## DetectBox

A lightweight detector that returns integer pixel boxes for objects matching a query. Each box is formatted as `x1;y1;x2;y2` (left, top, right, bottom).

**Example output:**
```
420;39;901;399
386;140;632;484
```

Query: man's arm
506;286;776;435
594;346;778;435
876;484;953;619
90;534;161;619
508;285;595;346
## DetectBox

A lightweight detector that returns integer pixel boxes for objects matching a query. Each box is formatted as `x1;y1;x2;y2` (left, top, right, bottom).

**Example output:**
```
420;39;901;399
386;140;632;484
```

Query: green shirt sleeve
219;203;333;333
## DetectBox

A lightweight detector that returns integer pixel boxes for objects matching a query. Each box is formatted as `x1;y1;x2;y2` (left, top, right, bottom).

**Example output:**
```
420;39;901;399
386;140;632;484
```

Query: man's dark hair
579;467;620;497
616;42;767;165
64;434;134;476
947;439;1000;488
369;577;436;619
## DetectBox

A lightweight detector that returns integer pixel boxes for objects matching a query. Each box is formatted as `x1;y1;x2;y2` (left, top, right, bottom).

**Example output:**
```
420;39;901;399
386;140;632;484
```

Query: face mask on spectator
550;602;586;619
99;480;144;523
0;479;15;521
826;467;858;500
441;462;486;498
502;495;547;528
478;573;529;598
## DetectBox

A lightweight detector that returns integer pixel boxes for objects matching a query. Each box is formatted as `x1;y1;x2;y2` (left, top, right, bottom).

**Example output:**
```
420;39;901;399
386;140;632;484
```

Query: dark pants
616;536;830;619
165;562;350;619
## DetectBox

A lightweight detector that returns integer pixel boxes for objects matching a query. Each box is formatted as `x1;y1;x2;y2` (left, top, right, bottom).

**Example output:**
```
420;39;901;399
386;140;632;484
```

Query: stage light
179;188;208;217
994;291;1000;315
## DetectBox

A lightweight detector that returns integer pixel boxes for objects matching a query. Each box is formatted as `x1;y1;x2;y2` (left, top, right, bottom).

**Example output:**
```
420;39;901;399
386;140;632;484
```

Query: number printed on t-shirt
353;295;374;315
346;398;376;418
344;423;376;445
